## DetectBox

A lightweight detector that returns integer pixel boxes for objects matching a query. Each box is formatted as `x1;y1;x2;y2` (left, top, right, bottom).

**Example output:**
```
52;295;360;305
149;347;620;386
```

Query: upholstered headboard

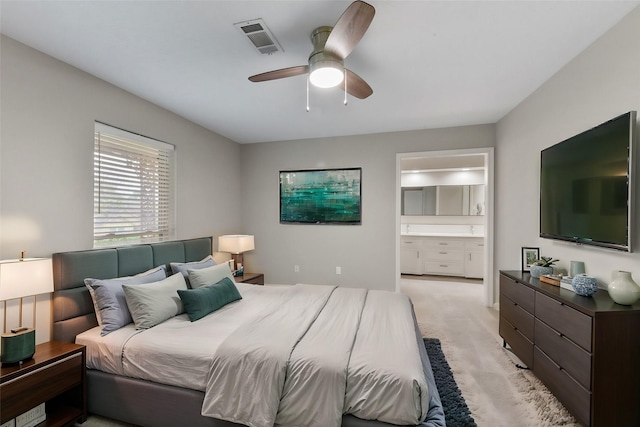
52;237;213;343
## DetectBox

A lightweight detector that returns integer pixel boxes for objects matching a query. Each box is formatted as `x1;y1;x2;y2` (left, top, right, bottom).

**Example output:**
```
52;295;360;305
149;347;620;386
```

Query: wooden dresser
499;270;640;427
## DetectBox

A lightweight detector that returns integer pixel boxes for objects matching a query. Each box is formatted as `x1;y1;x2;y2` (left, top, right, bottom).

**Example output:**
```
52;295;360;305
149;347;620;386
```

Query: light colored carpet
401;276;579;427
79;278;579;427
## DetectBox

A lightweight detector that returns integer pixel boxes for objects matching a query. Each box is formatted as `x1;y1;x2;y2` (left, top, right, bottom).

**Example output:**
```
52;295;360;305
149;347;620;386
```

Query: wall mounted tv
540;111;636;252
280;168;362;224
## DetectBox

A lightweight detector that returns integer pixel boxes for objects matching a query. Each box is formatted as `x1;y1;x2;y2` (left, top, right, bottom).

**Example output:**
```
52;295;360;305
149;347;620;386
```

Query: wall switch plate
336;266;341;275
294;265;300;273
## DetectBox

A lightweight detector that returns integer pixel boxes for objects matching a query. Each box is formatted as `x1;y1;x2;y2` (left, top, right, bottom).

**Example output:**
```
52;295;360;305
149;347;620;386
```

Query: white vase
608;271;640;305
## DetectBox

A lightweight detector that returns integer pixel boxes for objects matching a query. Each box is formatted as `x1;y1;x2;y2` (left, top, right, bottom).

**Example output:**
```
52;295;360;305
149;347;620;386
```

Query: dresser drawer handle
439;251;448;255
439;264;448;268
439;243;448;246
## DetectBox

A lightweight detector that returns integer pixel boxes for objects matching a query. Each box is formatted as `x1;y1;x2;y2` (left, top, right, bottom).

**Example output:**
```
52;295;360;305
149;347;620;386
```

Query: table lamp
0;256;54;365
218;235;255;275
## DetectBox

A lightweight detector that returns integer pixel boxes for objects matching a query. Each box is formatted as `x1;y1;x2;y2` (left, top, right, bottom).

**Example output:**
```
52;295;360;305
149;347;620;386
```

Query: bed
52;237;445;427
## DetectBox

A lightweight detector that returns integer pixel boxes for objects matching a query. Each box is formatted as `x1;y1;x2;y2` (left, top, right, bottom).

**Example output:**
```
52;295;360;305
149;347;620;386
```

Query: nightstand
236;272;265;285
0;341;86;426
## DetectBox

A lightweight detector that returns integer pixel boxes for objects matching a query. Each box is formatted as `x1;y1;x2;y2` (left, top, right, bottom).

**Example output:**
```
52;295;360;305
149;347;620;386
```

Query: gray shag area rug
425;338;477;427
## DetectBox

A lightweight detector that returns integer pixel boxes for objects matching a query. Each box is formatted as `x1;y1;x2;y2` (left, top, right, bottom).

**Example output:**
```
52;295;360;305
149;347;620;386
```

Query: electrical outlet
336;266;341;275
294;265;300;273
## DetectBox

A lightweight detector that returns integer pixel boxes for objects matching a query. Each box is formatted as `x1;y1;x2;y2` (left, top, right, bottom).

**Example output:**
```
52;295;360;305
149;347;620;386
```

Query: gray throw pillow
188;263;235;289
122;273;188;330
85;266;167;336
170;255;216;286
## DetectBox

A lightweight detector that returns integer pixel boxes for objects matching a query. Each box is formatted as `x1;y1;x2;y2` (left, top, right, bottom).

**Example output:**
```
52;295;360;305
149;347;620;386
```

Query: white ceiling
1;1;638;144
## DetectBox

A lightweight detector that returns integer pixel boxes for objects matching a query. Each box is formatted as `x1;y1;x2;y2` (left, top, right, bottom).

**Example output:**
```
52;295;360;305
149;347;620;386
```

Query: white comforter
77;283;429;427
201;284;429;427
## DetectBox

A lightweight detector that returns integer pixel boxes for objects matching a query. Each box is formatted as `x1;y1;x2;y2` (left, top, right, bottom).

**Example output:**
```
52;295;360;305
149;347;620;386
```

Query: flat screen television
540;111;636;252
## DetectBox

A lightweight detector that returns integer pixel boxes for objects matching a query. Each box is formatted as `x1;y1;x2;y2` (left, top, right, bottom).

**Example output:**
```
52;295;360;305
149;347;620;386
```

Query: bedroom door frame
395;147;495;308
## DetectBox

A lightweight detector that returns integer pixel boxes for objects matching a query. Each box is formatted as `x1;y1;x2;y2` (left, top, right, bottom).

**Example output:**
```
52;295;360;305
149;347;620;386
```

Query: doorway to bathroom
395;148;495;307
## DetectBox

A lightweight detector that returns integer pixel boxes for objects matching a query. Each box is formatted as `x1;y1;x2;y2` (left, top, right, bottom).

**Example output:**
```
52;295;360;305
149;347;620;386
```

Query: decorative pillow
177;277;242;322
170;255;216;286
122;273;188;330
187;263;235;289
85;266;167;336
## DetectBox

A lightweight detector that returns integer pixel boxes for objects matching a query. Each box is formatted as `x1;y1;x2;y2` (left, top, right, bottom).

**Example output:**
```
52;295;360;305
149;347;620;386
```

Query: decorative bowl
530;265;553;278
571;274;598;297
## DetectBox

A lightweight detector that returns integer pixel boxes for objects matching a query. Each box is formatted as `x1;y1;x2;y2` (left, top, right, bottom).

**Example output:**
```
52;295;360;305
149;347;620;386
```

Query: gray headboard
52;237;213;343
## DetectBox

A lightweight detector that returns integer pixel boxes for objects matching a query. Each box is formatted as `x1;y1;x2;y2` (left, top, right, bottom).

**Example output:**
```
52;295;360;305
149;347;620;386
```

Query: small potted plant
530;256;559;278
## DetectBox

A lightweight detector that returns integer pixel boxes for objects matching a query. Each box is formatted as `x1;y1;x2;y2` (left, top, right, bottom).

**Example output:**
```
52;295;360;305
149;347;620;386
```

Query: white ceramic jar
608;271;640;305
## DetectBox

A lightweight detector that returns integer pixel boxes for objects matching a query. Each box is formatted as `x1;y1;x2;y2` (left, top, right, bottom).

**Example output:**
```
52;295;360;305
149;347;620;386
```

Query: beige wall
495;6;640;299
240;125;495;290
0;36;243;341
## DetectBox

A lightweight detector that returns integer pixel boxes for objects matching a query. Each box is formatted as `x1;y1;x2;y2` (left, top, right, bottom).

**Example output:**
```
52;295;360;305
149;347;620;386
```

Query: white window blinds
94;122;175;248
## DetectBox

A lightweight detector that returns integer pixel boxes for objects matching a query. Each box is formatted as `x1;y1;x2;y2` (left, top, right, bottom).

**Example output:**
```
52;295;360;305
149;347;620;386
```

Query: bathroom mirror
401;185;485;216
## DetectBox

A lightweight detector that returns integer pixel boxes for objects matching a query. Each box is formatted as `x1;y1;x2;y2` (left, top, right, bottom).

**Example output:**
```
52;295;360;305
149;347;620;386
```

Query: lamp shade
218;235;255;254
0;258;54;301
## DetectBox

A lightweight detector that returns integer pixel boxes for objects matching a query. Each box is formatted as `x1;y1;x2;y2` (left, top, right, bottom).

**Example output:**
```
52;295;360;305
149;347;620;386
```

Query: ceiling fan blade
324;1;375;60
248;65;309;82
340;69;373;99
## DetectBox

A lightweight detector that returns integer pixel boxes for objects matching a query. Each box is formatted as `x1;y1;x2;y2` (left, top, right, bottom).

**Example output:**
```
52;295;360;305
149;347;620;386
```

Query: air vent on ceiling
234;18;283;55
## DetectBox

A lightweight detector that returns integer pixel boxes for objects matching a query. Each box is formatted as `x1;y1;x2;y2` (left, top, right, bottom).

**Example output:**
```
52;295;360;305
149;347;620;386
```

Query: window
93;122;175;247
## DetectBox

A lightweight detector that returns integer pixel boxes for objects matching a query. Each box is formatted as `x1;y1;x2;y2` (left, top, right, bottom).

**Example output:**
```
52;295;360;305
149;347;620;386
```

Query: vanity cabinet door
400;238;423;275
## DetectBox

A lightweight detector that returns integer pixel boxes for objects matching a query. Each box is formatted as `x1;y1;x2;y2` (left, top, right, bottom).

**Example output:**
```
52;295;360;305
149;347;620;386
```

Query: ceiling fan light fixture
309;62;344;88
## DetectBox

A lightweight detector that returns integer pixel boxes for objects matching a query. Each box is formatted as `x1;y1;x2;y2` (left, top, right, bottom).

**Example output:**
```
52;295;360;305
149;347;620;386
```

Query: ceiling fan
248;1;375;100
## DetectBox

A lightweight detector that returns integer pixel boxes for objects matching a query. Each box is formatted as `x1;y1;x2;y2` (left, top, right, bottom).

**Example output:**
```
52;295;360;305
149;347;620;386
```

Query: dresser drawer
500;275;534;314
535;292;592;352
401;238;422;249
423;239;464;249
424;261;464;276
500;294;534;341
535;319;591;390
499;318;533;367
424;249;464;262
464;239;484;250
534;347;591;426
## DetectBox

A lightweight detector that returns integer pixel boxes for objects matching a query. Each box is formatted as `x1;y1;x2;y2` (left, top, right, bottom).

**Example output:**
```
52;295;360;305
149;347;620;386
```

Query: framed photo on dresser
521;247;539;272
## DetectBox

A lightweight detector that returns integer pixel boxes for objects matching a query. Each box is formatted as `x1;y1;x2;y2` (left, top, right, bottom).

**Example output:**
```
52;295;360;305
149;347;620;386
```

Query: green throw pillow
177;277;242;322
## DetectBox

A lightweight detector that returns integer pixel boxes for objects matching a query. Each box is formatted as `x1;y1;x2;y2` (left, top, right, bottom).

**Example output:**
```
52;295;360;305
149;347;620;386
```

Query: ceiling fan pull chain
306;76;310;112
344;68;348;106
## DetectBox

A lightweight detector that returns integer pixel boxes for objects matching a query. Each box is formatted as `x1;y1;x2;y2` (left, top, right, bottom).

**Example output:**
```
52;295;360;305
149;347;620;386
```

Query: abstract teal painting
279;168;361;224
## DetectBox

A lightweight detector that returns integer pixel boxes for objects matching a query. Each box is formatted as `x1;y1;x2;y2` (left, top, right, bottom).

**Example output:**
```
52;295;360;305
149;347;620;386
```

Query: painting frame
521;247;540;272
279;168;362;225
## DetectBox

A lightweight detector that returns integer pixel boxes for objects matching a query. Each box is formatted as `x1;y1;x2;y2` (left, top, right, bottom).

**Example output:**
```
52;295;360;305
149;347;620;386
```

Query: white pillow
122;273;188;329
188;263;235;289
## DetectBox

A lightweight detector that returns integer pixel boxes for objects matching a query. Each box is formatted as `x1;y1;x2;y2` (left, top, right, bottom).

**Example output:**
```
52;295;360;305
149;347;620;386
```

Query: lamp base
1;328;36;365
231;253;244;271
